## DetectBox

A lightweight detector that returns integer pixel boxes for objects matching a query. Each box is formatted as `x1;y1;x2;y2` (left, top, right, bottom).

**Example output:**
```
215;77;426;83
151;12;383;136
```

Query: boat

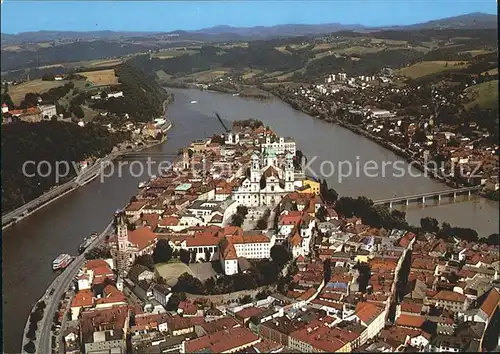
78;232;98;254
52;254;74;271
138;181;147;188
190;100;198;104
232;93;240;96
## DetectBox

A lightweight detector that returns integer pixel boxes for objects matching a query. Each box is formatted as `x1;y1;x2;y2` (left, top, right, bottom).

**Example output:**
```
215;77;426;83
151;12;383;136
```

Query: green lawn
465;80;498;109
397;61;470;79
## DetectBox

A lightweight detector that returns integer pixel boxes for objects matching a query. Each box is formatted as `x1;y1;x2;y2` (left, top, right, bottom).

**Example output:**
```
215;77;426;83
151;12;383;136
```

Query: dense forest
1;41;153;71
89;63;168;122
2;121;129;212
127;42;312;77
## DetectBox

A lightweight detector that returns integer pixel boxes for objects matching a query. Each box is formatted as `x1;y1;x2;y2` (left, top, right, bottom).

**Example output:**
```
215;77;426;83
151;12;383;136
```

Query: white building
232;147;295;208
219;233;275;275
225;132;240;145
40;104;57;119
260;134;296;155
107;91;124;99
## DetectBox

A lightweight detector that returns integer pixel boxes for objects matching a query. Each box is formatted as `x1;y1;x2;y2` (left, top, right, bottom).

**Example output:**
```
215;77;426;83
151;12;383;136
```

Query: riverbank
2;98;174;232
263;88;496;199
162;81;272;101
20;220;115;354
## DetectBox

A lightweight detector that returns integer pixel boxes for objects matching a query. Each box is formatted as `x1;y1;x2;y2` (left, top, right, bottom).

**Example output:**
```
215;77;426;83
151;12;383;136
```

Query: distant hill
1;30;161;44
377;12;498;30
2;12;497;45
190;23;367;38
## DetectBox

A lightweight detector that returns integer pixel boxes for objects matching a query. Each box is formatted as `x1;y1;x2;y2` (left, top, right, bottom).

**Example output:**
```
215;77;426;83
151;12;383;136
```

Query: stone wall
185;285;276;305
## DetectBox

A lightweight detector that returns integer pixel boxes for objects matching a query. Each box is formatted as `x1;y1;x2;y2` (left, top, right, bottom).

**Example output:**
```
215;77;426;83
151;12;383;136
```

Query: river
2;87;498;353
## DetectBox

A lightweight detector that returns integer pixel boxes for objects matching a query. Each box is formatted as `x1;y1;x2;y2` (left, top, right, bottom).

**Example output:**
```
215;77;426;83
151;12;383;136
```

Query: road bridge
373;186;481;209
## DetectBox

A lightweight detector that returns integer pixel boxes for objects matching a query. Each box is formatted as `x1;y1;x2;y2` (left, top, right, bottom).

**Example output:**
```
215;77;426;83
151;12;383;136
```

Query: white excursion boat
190;100;198;104
52;253;74;271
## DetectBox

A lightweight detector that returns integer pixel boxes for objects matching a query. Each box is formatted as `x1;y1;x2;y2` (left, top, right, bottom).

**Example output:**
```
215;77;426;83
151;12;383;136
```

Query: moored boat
52;254;74;271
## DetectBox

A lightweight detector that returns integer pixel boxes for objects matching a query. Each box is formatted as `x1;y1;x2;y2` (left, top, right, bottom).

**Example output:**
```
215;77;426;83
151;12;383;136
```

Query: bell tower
114;210;129;276
183;149;190;170
116;211;128;251
285;152;294;192
251;153;261;183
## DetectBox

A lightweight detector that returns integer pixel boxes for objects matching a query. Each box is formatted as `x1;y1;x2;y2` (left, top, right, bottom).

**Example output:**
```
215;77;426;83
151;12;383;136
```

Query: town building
232;145;295;207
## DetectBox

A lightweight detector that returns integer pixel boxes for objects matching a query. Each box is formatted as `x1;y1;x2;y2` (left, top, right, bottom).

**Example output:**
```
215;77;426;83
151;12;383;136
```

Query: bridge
373;186;482;209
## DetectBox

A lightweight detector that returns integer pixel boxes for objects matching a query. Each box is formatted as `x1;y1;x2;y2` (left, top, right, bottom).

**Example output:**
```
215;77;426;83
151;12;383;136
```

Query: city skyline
1;0;497;34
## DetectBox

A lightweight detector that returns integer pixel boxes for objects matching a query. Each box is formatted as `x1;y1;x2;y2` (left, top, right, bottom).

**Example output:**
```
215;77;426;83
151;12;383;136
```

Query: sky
1;0;497;34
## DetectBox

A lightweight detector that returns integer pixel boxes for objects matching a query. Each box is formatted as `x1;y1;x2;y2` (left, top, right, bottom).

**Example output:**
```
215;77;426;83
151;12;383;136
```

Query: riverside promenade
21;221;114;354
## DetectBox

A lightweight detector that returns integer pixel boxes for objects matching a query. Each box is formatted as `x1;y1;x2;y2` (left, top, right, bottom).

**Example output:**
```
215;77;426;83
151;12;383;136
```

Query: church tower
250;153;261;191
285;152;294;192
183;149;190;170
115;210;129;277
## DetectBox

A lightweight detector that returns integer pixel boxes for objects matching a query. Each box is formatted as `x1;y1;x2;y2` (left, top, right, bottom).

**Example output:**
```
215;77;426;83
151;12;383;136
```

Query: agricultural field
482;68;498;76
241;69;263;79
156;70;173;82
79;69;119;86
187;68;231;83
64;58;123;69
465;80;498;109
276;46;293;54
397;61;470;79
152;49;197;59
8;79;68;105
460;49;494;57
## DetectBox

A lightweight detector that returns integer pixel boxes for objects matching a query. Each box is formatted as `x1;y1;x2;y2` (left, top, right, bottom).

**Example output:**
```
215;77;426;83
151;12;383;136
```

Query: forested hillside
1;121;129;212
89;63;168;122
1;41;151;71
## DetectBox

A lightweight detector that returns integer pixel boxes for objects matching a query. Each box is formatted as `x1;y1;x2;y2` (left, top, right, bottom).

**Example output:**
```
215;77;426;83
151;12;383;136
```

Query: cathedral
231;146;295;207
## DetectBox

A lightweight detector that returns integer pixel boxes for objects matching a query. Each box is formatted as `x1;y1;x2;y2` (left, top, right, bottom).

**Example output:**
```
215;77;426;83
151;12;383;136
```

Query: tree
486;233;499;246
172;273;204;294
153;239;173;263
134;254;155;271
354;262;371;293
179;249;190;264
294;150;304;169
26;327;36;340
239;295;253;305
20;92;39;109
316;205;327;222
190;250;197;263
23;341;36;354
70;104;85;119
270;244;291;269
166;292;186;311
420;217;439;233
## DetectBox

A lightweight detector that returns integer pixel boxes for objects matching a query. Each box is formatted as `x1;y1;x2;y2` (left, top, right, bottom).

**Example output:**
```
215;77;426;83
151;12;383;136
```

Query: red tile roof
433;290;466;303
396;314;426;329
235;307;266;320
127;226;157;250
355;302;384;325
71;289;94;308
480;288;500;319
185;327;260;353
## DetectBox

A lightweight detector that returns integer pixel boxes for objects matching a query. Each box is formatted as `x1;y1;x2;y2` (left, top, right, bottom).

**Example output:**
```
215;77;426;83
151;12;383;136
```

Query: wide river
3;87;498;352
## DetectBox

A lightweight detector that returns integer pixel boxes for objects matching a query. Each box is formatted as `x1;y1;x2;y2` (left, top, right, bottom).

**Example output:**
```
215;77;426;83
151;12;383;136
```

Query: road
2;152;120;229
31;221;114;354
